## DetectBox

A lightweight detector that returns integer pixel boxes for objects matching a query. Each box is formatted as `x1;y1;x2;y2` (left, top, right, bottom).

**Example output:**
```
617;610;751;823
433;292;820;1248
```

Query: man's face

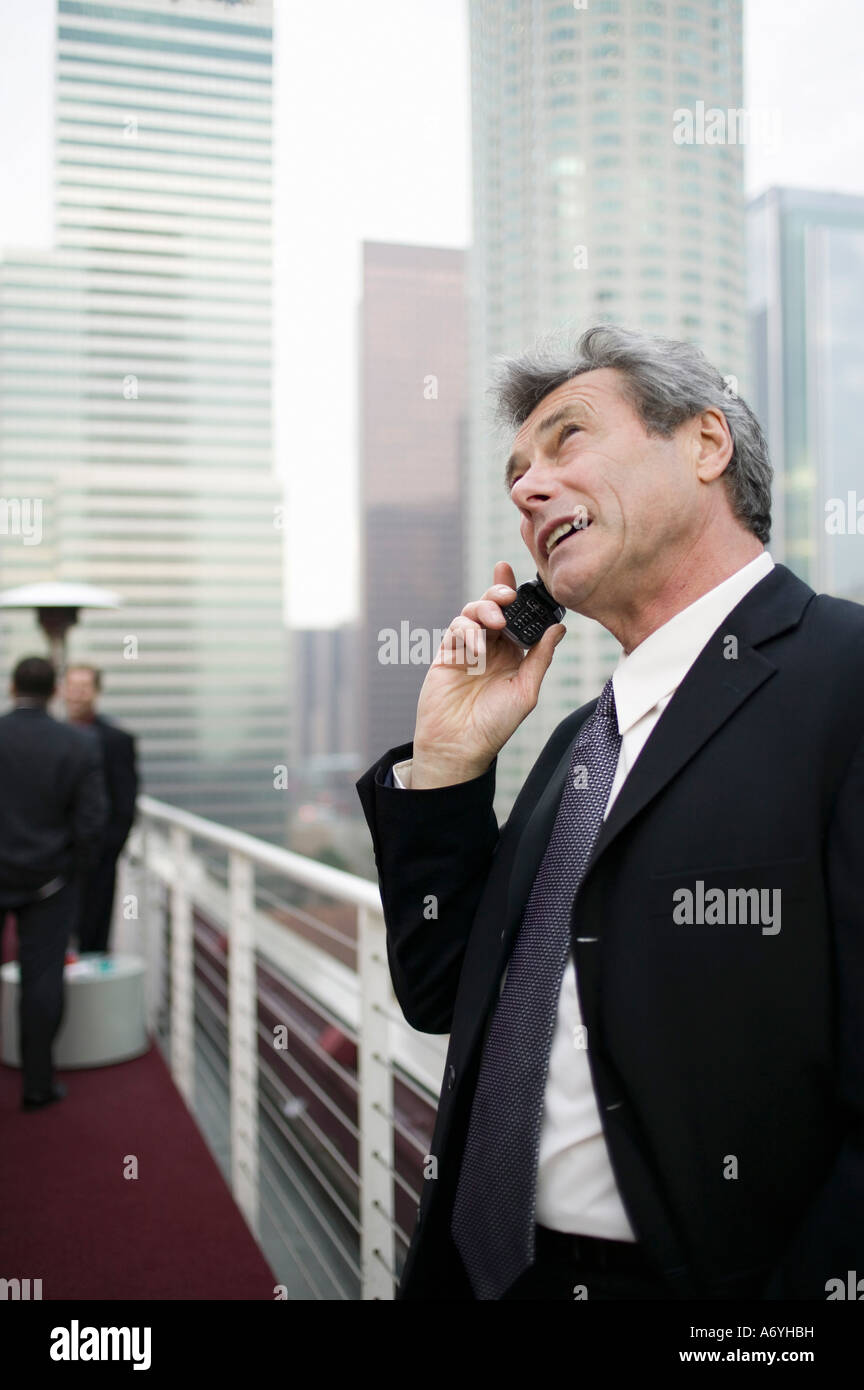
505;367;714;619
63;668;98;720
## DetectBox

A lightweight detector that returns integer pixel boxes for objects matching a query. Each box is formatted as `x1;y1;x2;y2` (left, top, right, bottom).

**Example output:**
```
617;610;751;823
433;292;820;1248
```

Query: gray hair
490;322;772;544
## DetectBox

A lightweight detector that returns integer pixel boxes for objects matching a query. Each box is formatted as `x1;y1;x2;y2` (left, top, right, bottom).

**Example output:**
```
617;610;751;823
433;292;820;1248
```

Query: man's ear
694;407;733;483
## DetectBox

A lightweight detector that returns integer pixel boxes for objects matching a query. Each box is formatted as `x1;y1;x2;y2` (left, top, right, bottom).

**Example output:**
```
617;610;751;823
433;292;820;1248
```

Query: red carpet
0;1041;276;1299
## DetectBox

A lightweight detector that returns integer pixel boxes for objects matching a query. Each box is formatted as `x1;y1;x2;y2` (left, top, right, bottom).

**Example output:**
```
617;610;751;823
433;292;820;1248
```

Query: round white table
1;953;150;1069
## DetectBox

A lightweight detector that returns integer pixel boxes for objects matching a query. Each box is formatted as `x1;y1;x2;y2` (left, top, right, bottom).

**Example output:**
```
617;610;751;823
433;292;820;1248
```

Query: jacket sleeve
356;742;500;1034
73;741;110;873
105;730;139;854
763;727;864;1299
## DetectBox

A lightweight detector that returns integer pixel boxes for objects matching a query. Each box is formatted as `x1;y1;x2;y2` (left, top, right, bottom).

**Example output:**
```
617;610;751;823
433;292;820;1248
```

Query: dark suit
75;714;138;954
356;563;864;1300
0;704;107;1096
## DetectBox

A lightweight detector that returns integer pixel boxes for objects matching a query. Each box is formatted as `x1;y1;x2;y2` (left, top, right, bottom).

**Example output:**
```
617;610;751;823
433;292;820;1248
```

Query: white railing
112;794;448;1301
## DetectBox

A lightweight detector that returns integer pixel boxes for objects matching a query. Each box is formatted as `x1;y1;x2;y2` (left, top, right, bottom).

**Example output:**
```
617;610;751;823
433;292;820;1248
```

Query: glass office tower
749;186;864;603
468;0;748;813
0;0;287;841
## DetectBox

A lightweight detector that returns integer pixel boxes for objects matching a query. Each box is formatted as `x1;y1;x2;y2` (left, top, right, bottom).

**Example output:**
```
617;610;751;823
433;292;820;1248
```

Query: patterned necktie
450;678;622;1300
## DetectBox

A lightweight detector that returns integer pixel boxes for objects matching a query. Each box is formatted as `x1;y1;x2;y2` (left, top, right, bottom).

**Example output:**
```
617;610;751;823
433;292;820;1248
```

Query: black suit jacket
89;714;138;858
0;706;108;902
356;563;864;1300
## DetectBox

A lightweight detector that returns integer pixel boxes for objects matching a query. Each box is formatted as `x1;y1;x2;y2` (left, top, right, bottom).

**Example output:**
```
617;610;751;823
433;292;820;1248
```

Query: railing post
111;832;138;958
169;824;195;1106
139;824;164;1036
229;850;259;1236
358;904;395;1299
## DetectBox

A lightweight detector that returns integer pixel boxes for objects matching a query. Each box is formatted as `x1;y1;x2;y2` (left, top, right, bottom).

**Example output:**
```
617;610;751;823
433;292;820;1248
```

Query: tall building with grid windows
748;187;864;604
467;0;748;813
0;0;288;841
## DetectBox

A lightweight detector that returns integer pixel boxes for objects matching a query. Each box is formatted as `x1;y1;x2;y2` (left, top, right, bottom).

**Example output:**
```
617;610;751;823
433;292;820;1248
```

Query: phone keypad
505;594;552;644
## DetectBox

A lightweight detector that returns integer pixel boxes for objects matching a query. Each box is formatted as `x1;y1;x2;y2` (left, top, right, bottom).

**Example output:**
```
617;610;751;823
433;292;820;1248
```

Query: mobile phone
501;573;566;649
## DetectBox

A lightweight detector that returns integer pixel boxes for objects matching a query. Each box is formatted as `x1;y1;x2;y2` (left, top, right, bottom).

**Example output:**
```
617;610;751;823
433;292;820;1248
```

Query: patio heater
0;581;121;678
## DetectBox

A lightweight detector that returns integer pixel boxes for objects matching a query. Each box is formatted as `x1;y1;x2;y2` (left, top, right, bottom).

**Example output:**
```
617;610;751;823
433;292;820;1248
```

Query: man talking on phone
356;323;864;1301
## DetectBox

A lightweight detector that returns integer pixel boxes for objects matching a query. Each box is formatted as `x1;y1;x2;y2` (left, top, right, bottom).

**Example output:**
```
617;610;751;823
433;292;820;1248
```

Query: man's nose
510;464;559;510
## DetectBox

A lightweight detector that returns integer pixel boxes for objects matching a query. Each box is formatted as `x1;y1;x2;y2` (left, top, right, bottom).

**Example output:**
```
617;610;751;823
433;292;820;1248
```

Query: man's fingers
461;596;510;627
493;560;517;591
461;570;520;627
438;616;487;666
516;622;567;696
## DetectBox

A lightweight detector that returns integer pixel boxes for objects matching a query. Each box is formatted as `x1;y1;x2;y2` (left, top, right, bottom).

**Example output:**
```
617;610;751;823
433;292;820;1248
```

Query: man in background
0;657;107;1110
62;664;139;955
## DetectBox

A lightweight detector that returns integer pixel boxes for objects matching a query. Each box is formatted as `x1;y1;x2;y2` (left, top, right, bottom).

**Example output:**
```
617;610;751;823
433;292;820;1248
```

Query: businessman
0;657;107;1110
356;323;864;1301
63;664;138;955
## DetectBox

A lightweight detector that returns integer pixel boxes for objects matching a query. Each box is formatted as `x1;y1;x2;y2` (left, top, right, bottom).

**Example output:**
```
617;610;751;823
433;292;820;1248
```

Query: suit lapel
588;563;814;874
500;563;814;939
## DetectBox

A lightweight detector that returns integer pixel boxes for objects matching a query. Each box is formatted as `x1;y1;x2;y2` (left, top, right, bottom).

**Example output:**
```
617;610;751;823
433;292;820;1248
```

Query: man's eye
559;424;580;443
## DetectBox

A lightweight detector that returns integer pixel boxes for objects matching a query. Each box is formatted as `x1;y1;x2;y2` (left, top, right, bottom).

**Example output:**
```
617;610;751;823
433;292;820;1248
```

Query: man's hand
410;561;566;788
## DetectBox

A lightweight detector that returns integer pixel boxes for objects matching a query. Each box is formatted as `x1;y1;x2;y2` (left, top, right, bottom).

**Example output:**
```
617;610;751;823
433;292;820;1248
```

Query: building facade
749;186;864;603
468;0;749;812
360;240;468;764
0;0;287;841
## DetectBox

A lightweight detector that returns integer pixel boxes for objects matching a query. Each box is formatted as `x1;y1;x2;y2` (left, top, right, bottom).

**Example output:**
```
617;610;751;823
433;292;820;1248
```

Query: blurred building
748;186;864;602
0;0;288;842
286;624;367;870
467;0;749;812
293;626;358;761
360;241;468;763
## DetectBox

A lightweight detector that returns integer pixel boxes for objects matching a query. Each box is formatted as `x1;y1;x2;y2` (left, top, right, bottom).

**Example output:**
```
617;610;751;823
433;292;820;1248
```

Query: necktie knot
594;677;618;726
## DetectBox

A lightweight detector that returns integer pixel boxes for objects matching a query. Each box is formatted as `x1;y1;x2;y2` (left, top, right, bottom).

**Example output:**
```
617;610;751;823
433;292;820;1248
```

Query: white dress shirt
392;550;775;1238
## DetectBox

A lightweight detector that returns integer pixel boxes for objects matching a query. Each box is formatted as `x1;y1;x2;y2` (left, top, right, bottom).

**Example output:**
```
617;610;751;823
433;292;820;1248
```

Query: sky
1;0;863;625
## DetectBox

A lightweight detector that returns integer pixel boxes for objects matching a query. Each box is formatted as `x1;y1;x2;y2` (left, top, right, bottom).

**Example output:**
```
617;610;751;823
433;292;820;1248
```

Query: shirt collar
611;550;775;736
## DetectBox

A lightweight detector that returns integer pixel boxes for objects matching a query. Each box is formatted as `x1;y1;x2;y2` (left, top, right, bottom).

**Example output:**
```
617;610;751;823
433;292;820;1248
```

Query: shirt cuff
392;759;412;789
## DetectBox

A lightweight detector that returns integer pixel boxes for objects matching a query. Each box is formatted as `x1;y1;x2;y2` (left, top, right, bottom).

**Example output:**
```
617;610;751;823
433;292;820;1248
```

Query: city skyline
2;0;864;631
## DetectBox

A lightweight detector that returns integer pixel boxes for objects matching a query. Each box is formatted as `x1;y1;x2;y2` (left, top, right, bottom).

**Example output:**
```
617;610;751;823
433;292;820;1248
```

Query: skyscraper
468;0;748;811
748;186;864;602
359;241;468;763
0;0;287;840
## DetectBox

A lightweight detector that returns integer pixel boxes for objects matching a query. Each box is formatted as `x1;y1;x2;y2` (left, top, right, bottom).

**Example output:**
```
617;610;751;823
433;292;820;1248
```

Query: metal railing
112;794;447;1300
